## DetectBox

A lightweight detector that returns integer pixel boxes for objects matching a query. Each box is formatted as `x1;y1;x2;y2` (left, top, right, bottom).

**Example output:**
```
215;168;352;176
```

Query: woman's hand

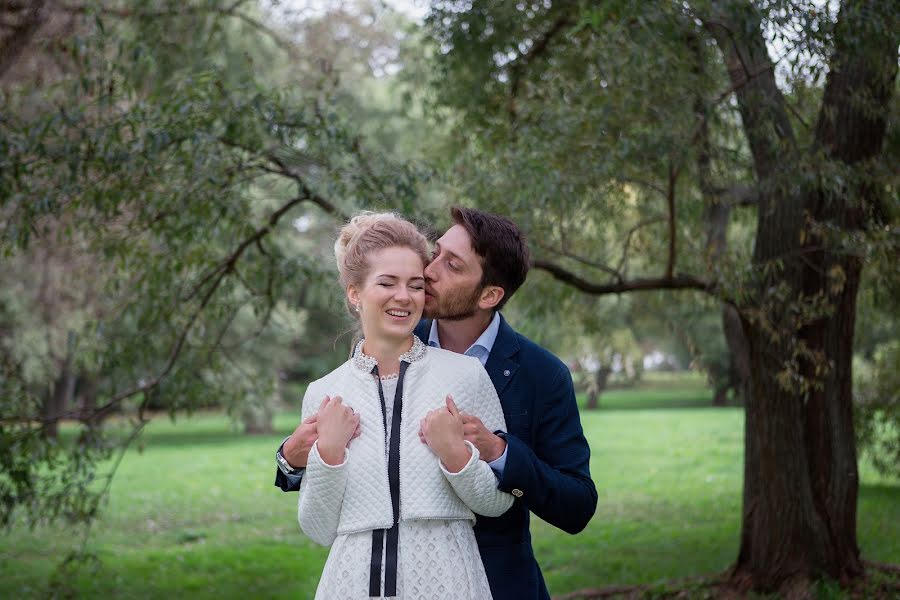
316;396;360;465
420;396;471;473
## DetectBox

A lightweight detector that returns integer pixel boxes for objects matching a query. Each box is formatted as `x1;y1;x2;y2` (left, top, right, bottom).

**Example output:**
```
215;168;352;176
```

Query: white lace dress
307;377;496;600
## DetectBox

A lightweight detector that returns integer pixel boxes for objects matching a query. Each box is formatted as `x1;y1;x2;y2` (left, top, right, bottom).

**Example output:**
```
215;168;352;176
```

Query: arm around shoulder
499;364;597;534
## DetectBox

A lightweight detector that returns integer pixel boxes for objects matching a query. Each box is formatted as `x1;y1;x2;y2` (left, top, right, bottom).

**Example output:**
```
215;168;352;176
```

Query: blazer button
503;369;511;377
511;488;524;498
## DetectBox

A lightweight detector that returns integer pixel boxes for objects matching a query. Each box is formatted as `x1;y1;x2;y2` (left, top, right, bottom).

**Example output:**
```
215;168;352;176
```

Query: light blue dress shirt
427;312;508;477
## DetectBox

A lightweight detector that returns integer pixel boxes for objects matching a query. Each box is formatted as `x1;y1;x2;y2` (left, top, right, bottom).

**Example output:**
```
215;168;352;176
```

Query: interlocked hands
419;396;472;473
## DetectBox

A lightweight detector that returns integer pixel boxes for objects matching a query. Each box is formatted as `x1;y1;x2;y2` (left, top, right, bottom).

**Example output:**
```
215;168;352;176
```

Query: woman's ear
347;286;360;309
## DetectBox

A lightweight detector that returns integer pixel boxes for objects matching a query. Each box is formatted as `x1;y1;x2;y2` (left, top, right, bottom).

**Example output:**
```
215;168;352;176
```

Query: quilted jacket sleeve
440;363;512;517
297;440;349;546
440;441;513;517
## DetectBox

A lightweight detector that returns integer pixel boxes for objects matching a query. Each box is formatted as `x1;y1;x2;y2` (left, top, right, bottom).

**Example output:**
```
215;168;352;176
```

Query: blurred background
0;0;897;598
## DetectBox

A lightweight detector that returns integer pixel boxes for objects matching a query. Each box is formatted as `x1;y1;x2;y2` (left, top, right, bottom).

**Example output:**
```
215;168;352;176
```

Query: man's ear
478;285;505;310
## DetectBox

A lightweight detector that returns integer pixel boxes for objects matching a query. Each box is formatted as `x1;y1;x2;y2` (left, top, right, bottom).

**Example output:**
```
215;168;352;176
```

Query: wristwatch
276;437;305;476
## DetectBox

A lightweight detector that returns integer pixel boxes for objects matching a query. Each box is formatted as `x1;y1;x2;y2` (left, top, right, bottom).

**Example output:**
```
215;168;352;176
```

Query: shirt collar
428;311;501;355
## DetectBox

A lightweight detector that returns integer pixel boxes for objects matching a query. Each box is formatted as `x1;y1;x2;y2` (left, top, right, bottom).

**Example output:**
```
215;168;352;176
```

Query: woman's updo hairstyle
334;212;429;313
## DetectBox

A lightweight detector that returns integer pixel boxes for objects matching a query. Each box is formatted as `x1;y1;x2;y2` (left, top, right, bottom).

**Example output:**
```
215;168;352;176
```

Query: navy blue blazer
276;314;597;600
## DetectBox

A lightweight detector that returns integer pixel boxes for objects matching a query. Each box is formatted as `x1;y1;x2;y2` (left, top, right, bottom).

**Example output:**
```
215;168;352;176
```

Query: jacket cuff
495;432;528;493
439;440;480;478
309;440;350;470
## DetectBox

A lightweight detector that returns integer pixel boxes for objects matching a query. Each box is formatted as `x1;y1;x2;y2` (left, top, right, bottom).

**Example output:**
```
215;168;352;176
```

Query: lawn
1;375;897;599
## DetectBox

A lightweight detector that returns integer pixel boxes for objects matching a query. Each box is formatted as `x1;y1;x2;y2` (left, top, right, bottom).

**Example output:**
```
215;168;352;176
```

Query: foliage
422;0;899;586
420;0;899;447
0;0;426;529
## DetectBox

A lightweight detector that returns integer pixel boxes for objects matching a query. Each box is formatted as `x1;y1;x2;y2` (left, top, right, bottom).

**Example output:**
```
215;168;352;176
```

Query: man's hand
282;413;318;470
460;412;507;463
283;395;360;469
420;396;471;473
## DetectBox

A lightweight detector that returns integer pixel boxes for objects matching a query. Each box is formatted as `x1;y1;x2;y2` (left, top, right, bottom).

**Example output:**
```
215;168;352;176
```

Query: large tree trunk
585;365;611;410
691;29;752;408
707;0;897;592
242;373;278;434
43;357;75;439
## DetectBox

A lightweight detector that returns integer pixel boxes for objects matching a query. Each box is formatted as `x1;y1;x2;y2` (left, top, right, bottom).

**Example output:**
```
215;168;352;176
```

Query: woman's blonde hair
334;212;429;313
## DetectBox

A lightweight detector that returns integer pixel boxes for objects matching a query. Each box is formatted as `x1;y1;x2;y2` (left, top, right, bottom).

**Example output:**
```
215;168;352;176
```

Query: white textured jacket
297;337;513;546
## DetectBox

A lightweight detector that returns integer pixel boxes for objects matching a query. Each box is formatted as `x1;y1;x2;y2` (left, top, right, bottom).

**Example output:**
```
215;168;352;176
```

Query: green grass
1;376;897;599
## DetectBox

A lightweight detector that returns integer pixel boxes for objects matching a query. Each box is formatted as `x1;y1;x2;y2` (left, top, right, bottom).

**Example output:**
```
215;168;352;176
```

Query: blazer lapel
414;319;431;343
484;314;519;398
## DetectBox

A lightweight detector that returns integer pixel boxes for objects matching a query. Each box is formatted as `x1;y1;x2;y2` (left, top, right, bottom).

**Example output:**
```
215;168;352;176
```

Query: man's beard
425;285;482;321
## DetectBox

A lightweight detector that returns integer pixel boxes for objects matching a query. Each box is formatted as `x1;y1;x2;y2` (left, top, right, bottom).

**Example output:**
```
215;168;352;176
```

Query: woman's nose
424;261;437;282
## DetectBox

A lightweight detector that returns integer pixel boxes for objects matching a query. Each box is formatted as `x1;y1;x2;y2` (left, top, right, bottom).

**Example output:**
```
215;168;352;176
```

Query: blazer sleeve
497;364;597;534
274;379;325;492
440;363;512;517
275;464;303;492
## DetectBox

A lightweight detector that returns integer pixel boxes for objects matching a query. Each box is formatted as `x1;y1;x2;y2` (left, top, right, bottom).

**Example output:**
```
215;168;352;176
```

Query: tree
423;0;898;593
0;0;423;529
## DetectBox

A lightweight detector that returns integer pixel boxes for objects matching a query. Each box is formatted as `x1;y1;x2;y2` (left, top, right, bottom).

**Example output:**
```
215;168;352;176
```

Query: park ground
1;373;897;599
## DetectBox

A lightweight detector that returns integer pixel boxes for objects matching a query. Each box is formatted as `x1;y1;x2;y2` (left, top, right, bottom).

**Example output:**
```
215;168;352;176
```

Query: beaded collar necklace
351;335;427;377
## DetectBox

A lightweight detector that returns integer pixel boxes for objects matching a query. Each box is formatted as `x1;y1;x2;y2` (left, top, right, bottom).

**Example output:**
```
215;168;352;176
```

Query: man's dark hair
450;206;530;310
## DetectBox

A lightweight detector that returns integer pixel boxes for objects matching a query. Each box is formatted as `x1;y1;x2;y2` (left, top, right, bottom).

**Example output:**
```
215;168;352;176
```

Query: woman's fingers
445;395;459;417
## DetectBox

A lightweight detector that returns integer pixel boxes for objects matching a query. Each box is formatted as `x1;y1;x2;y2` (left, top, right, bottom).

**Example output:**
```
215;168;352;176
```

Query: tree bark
586;365;611;410
0;1;48;80
43;357;75;439
77;374;104;428
707;0;898;591
691;27;753;409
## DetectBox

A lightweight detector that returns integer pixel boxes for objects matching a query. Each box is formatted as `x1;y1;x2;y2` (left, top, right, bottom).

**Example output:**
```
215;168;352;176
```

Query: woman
297;212;513;599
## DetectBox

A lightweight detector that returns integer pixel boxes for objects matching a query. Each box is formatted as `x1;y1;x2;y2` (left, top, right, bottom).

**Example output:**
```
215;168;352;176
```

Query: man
276;207;597;599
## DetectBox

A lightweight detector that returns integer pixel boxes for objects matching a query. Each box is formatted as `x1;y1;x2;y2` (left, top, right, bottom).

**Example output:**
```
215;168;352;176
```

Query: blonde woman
297;212;512;599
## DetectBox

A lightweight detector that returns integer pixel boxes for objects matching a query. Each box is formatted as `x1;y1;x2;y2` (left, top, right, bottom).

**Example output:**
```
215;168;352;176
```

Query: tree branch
666;162;677;280
0;0;48;79
703;2;797;180
57;1;299;58
533;258;711;296
507;13;573;120
27;190;328;425
533;241;621;280
714;184;758;207
616;216;667;275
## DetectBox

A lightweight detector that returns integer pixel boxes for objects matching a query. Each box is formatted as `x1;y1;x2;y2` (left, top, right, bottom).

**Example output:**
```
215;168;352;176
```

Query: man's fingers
352;424;362;439
303;414;318;425
318;395;331;411
445;395;459;417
